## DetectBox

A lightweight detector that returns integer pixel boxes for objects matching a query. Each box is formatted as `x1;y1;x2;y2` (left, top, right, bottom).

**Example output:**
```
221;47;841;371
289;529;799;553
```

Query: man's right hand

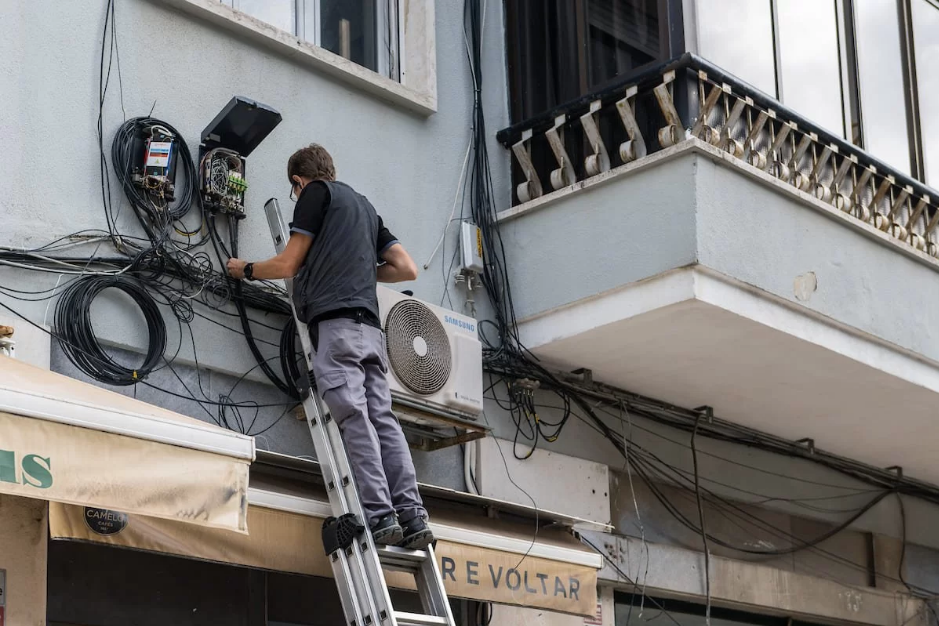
227;258;248;280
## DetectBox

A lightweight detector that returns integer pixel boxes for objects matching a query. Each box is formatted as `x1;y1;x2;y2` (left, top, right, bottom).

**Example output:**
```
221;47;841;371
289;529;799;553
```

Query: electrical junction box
201;96;282;157
199;96;282;218
132;124;179;200
475;438;611;524
460;222;484;274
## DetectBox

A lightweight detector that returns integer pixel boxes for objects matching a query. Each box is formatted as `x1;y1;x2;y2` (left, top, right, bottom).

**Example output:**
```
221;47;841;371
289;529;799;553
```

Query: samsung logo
444;316;475;333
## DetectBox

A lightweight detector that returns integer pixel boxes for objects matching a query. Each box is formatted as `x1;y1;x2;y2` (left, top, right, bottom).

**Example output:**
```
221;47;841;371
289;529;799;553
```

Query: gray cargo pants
311;318;427;526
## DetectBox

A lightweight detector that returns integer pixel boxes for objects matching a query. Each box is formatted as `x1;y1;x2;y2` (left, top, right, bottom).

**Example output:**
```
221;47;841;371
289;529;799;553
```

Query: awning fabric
50;488;601;617
0;355;253;532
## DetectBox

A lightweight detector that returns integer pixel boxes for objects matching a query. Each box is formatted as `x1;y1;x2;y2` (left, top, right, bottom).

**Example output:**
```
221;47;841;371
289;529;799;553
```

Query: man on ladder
227;143;434;550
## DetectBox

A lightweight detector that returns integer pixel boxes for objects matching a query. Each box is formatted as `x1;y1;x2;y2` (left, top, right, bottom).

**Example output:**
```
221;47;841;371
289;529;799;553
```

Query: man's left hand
227;258;247;279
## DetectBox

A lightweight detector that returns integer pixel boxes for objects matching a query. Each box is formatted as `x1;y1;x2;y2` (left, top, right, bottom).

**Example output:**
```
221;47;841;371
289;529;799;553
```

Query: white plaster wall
0;0;510;379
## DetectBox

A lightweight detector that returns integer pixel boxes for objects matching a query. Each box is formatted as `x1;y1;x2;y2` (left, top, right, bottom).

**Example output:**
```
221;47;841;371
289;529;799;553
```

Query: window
505;0;668;123
696;0;939;188
853;0;912;174
696;0;777;97
776;0;846;137
222;0;401;81
697;0;846;137
912;0;939;185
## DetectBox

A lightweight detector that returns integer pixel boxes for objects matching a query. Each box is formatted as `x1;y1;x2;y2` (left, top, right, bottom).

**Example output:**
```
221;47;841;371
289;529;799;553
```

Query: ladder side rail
265;200;392;625
417;545;455;622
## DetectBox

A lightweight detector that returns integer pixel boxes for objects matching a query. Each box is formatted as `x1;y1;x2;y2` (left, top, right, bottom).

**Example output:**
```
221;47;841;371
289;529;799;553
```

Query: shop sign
83;507;129;536
430;542;597;616
0;449;53;489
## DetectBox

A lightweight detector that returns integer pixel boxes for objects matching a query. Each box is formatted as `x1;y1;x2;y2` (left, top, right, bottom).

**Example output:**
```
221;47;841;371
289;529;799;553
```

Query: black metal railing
497;53;939;258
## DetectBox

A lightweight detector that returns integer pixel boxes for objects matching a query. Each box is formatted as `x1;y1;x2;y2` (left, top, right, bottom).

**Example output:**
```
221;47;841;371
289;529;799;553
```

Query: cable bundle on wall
54;275;166;386
0;0;306;427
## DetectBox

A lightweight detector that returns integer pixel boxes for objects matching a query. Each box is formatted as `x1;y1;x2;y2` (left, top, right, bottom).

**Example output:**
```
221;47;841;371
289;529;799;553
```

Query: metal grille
385;300;452;395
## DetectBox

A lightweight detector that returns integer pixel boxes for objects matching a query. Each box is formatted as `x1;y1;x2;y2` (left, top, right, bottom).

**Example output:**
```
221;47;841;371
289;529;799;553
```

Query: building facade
2;0;939;624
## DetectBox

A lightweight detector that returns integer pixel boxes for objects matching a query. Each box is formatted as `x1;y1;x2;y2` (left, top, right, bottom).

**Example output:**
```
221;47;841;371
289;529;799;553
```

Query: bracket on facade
721;95;750;158
581;100;611;177
884;184;912;240
789;132;816;190
653;71;682;148
742;109;772;169
546;114;575;190
795;438;816;455
615;86;647;164
692;405;714;424
511;129;543;204
808;144;835;200
768;121;795;178
871;175;895;231
850;166;875;222
691;72;726;146
925;195;939;233
831;153;857;212
886;465;904;479
0;326;14;359
907;195;929;231
908;195;931;251
571;367;594;387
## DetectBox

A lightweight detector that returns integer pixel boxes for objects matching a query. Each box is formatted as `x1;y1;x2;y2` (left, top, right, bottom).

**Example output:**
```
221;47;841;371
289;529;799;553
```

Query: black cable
691;413;711;625
54;275;166;386
580;535;686;626
223;214;299;400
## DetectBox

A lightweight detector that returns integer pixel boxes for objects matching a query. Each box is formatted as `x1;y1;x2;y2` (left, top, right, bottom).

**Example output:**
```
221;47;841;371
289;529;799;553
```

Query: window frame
163;0;435;115
225;0;404;83
504;0;674;125
687;0;936;189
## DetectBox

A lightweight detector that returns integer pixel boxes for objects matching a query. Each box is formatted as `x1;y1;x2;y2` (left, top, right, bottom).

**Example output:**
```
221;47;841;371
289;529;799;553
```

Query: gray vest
293;181;380;324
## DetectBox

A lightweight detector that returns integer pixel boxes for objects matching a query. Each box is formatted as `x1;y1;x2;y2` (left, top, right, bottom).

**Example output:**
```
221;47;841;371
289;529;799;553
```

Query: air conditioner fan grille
385;300;452;395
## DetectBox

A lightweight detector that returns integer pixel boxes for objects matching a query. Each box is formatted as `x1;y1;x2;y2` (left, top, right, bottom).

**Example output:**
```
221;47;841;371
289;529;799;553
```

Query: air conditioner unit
377;286;483;420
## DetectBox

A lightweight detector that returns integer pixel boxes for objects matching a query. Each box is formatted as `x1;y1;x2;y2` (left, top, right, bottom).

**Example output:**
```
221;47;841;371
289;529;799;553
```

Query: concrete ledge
499;138;939;278
157;0;437;116
585;531;926;626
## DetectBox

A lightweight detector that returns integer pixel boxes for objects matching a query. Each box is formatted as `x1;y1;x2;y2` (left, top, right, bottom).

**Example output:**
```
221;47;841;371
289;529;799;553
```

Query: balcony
496;55;939;485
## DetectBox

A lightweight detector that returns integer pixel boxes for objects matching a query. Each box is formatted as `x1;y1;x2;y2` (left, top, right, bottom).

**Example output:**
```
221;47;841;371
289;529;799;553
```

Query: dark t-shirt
287;181;396;324
289;182;399;257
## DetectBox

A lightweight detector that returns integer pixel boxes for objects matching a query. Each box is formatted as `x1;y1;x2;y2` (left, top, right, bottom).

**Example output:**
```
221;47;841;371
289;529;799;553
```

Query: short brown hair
287;144;336;183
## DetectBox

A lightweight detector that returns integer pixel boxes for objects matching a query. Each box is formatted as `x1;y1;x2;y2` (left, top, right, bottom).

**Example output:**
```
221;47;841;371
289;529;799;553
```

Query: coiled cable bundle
55;275;166;386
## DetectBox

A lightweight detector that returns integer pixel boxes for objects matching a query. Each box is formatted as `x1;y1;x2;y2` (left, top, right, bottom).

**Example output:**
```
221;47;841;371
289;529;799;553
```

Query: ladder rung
377;545;429;570
393;612;449;626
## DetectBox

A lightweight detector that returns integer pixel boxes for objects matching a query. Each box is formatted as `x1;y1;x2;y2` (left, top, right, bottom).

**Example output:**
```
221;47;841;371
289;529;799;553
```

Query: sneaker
370;514;403;546
398;516;434;550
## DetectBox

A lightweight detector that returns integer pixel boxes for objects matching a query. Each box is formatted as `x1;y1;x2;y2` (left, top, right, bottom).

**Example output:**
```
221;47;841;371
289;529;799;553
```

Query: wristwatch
243;263;254;281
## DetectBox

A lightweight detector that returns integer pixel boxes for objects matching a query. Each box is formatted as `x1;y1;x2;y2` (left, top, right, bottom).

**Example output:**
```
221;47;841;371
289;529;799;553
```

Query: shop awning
50;486;601;617
0;355;254;532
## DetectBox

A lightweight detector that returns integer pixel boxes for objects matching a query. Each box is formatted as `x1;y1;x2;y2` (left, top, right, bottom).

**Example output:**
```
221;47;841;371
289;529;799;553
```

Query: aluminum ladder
264;198;456;626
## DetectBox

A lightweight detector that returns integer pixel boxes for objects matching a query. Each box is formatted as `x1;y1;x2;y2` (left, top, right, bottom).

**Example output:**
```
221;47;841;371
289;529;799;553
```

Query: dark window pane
854;0;912;173
239;0;295;35
913;0;939;185
505;0;664;122
267;573;345;625
777;0;846;137
504;0;586;122
586;0;661;87
47;541;257;626
319;0;380;74
697;0;777;97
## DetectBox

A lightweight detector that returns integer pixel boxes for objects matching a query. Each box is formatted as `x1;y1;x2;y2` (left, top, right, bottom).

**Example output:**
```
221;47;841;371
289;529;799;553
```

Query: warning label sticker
146;142;172;168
